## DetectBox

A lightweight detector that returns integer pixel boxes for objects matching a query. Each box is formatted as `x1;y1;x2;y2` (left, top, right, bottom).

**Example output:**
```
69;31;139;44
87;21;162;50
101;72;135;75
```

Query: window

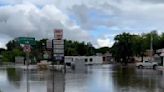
103;57;106;61
85;58;88;62
145;61;149;63
90;58;93;62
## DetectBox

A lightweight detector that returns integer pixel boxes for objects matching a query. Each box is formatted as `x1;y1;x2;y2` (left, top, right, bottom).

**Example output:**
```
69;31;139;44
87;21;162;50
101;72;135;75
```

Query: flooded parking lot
0;64;164;92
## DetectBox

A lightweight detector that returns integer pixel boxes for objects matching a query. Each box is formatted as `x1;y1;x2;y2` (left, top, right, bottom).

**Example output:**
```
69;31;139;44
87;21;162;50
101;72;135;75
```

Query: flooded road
0;64;164;92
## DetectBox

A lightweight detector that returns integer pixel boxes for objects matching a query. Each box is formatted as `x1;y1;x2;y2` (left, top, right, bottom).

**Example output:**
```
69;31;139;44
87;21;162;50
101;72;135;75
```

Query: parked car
136;60;158;69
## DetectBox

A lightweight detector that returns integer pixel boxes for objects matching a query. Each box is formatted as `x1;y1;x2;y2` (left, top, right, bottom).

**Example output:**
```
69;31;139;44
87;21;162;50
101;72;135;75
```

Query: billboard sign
54;29;63;40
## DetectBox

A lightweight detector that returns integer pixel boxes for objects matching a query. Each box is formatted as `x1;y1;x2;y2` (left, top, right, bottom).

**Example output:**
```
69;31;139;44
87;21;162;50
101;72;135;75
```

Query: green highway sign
16;37;36;45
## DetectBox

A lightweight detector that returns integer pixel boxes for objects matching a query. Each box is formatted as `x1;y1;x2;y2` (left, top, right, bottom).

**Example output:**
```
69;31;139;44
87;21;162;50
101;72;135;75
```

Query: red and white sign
23;45;31;53
54;29;63;40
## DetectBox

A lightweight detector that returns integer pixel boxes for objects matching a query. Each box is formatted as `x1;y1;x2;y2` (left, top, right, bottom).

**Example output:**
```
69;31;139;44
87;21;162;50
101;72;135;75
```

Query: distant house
102;52;113;64
96;52;113;64
134;49;155;62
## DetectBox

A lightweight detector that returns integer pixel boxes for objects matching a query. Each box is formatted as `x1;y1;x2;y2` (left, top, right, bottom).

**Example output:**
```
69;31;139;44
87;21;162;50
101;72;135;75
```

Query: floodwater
0;65;164;92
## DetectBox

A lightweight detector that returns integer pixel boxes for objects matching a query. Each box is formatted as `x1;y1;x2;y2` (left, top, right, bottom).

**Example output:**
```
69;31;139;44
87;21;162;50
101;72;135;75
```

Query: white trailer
65;56;103;65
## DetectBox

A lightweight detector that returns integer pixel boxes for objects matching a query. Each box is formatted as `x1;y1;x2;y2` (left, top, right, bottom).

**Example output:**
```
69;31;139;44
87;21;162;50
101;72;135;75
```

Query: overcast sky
0;0;164;48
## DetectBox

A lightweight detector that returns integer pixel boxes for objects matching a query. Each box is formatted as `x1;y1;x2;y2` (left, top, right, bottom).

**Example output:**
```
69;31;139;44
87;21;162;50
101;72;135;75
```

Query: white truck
136;60;158;69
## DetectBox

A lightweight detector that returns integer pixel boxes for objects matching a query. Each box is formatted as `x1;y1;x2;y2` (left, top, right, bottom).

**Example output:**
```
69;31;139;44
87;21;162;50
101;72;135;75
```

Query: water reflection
0;65;164;92
6;68;23;88
113;67;163;92
47;71;65;92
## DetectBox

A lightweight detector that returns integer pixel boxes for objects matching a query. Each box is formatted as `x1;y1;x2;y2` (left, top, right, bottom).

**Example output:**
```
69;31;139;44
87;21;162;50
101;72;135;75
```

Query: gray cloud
0;2;91;48
141;0;164;4
1;0;164;48
68;4;118;30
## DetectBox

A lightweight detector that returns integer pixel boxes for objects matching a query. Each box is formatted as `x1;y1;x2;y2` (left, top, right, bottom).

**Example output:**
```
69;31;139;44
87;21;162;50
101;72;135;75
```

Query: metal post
26;52;29;92
150;32;153;61
52;70;54;92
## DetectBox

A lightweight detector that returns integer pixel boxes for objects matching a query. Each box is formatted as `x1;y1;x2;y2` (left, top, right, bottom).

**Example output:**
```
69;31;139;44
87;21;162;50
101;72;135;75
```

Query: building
156;48;164;67
102;52;113;64
65;56;103;65
96;52;113;64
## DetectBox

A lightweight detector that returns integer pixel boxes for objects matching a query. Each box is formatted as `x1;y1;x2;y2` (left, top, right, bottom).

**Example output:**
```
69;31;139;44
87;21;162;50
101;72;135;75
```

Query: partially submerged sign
16;37;35;45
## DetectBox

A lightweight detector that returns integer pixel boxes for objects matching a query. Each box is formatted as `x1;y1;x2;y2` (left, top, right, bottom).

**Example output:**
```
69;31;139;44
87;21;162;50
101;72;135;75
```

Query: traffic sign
23;45;31;53
46;40;52;49
54;56;64;61
53;40;64;45
53;45;64;49
54;29;63;40
53;49;64;54
53;54;64;57
16;37;35;45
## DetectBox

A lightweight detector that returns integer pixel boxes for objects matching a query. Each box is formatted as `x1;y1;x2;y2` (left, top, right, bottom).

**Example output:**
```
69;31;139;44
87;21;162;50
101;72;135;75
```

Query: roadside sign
54;55;64;61
54;29;63;40
23;45;31;53
53;40;64;45
53;54;64;57
53;49;64;54
53;45;64;49
46;40;52;49
53;29;64;62
43;53;49;59
16;37;35;45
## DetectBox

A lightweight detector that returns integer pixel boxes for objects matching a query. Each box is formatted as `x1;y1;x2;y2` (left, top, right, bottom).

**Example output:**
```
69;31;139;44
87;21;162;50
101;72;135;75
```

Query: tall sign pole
150;32;153;61
17;37;35;92
53;29;64;64
23;44;31;92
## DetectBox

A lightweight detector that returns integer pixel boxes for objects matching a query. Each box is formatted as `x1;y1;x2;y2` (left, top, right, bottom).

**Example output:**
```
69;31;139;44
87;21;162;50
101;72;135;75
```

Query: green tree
0;48;5;55
96;47;110;54
64;40;95;56
111;32;134;65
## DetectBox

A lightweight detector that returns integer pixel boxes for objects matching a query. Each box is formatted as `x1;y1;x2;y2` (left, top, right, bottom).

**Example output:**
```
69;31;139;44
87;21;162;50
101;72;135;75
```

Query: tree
111;33;134;65
6;40;21;51
1;48;24;63
2;51;15;62
0;48;5;54
96;47;110;54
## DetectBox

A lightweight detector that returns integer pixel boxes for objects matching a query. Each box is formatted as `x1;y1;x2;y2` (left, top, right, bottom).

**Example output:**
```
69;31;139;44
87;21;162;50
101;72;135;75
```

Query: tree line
111;31;164;65
0;39;110;62
1;30;163;64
